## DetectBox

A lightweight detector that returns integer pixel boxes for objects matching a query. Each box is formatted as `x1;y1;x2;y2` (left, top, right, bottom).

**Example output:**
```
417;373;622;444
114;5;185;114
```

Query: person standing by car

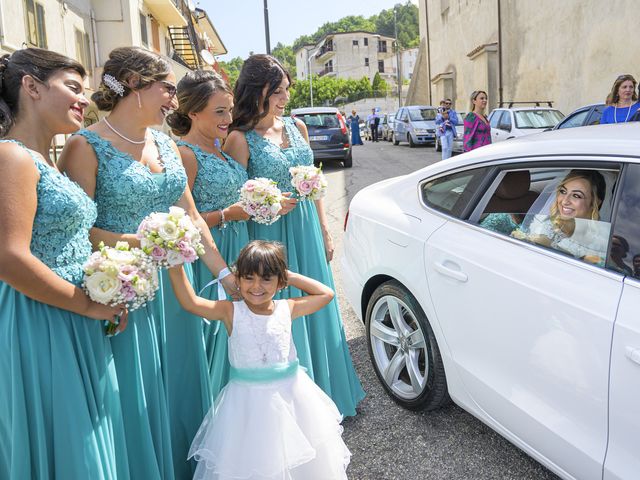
223;54;365;417
367;107;380;142
463;90;491;152
601;74;640;124
347;109;363;145
435;109;457;160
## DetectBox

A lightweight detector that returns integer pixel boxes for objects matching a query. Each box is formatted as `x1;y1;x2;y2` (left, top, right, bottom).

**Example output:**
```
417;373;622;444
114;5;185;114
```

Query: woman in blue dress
600;74;640;124
347;109;363;145
166;70;249;399
224;55;365;417
0;48;129;479
59;47;237;480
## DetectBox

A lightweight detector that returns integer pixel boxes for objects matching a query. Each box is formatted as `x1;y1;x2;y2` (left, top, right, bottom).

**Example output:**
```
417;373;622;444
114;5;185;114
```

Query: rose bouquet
239;178;284;225
136;206;205;268
83;241;159;335
289;165;328;201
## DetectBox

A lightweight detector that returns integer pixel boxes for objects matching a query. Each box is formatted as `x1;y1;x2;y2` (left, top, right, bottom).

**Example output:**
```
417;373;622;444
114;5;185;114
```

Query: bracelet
218;209;227;230
218;267;231;280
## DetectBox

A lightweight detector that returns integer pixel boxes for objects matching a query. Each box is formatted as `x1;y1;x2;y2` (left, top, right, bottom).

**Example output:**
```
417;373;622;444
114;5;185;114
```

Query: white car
342;123;640;480
488;107;564;143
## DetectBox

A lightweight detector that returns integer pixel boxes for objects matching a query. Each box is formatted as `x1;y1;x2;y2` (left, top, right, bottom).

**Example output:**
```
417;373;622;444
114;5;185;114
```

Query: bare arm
294;119;334;261
168;266;233;333
0;144;126;323
286;271;335;320
222;130;250;168
58;135;139;248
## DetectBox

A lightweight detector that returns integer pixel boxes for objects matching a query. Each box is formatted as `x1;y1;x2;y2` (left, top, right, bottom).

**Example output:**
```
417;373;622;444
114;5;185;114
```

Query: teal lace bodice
177;141;248;213
245;117;314;191
1;140;97;284
76;129;187;233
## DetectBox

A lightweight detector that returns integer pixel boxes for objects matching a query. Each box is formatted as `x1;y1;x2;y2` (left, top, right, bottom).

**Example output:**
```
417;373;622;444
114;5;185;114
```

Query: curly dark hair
166;69;232;136
92;47;171;111
0;48;85;137
230;54;291;132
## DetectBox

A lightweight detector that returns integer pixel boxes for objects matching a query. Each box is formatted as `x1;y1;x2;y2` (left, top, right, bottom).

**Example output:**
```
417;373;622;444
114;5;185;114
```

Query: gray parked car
393;106;437;147
291;107;352;168
382;112;396;141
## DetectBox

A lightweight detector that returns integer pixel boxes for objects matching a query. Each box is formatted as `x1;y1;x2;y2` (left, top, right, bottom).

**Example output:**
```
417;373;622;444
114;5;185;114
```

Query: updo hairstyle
0;48;85;137
92;47;171;111
166;69;232;136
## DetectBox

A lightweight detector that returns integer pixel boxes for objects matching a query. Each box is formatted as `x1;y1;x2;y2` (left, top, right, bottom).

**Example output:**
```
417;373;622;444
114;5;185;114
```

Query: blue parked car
393;105;438;147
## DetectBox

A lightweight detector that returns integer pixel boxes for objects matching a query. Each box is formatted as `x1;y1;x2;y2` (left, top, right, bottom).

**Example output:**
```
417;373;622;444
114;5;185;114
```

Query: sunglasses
159;80;177;97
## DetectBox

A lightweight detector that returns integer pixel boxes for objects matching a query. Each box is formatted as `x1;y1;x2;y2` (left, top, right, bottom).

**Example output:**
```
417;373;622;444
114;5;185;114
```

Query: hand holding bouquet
137;206;205;267
239;178;284;225
289;165;328;201
83;241;159;335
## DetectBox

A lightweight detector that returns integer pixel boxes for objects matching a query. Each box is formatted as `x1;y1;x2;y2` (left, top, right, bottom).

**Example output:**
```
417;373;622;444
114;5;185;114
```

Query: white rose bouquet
136;206;206;268
239;178;284;225
289;165;328;201
83;241;159;335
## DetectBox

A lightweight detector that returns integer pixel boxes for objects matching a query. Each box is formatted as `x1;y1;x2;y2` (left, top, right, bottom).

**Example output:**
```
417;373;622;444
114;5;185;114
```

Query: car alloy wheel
393;132;400;145
365;280;450;410
408;134;416;148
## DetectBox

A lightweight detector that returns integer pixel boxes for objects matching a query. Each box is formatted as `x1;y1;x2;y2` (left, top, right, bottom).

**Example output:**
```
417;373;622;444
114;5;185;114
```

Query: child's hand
280;193;298;215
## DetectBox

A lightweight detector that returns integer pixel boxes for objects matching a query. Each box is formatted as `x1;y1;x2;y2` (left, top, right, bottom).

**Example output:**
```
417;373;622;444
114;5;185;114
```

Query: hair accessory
103;74;125;97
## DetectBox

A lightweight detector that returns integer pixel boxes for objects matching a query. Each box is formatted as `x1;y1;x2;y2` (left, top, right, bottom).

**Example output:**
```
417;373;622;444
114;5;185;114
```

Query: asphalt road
322;140;560;480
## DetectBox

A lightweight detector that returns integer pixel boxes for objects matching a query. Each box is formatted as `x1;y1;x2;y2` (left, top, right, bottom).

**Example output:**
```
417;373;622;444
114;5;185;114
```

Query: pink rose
118;264;138;282
121;284;136;302
298;180;313;195
151;246;167;261
182;246;198;263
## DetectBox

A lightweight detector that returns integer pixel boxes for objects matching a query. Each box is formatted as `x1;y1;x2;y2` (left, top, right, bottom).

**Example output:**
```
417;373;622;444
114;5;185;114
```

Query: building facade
407;0;640;115
295;31;398;87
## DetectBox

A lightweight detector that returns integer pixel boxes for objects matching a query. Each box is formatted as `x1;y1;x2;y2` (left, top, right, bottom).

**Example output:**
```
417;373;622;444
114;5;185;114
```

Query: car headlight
414;129;427;134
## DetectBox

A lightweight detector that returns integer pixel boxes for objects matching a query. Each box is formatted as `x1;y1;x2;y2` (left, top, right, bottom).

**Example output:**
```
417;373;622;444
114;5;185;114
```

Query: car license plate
310;135;329;141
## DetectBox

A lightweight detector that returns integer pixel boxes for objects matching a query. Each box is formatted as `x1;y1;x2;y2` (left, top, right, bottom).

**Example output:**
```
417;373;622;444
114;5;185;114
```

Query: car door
423;161;623;480
494;111;513;142
395;108;406;139
587;105;605;125
603;163;640;480
489;110;504;142
555;107;591;129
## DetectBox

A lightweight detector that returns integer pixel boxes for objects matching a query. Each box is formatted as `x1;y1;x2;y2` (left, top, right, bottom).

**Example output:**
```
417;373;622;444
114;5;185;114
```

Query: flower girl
168;240;350;479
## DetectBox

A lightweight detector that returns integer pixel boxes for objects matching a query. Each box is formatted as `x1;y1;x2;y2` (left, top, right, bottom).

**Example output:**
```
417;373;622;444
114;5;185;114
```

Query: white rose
166;250;184;267
85;272;122;304
169;206;186;219
270;203;282;215
178;216;195;230
158;220;180;241
133;277;149;295
140;237;153;250
105;248;136;265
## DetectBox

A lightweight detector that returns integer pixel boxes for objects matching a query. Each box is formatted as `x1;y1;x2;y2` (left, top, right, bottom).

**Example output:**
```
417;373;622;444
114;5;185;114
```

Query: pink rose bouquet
83;241;159;335
239;178;284;225
289;165;328;201
136;206;206;268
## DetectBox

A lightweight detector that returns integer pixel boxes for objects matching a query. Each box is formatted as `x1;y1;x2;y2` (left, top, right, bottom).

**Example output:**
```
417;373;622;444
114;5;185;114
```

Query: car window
420;167;490;218
297;113;338;128
607;164;640;279
514;110;564;129
557;109;590;129
498;113;512;130
474;166;620;268
409;109;436;121
490;111;503;128
587;105;604;125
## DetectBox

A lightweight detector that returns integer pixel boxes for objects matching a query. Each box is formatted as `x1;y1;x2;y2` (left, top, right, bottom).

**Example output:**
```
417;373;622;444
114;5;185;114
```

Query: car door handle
625;347;640;366
433;261;468;282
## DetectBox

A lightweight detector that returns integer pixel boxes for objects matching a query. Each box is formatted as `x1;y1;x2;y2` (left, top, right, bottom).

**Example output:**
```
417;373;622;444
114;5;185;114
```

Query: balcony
144;0;188;27
318;66;335;77
315;42;335;60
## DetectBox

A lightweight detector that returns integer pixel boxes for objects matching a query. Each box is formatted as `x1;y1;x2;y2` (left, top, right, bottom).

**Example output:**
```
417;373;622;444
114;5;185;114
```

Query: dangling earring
135;91;142;109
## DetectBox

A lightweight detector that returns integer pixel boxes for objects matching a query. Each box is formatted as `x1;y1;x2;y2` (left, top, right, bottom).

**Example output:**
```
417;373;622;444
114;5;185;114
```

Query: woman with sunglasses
601;74;640;124
59;47;237;479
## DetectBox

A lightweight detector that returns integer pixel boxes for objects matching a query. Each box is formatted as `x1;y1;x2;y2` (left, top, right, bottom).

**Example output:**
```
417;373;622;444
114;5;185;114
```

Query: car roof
493;107;561;111
408;123;640;179
404;105;436;110
291;107;340;114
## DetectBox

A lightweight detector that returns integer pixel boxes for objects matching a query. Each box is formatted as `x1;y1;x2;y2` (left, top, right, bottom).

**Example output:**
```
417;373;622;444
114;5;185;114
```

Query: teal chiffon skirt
248;201;365;416
0;282;130;479
161;262;212;479
193;223;249;400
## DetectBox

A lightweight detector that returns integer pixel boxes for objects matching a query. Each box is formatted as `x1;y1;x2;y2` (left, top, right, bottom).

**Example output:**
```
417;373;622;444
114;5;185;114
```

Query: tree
218;56;244;89
371;72;389;96
272;42;296;77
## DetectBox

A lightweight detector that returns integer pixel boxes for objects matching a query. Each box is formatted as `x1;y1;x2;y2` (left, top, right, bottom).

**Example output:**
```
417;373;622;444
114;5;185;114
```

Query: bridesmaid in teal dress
0;48;129;479
225;55;365;417
59;47;237;480
167;70;249;399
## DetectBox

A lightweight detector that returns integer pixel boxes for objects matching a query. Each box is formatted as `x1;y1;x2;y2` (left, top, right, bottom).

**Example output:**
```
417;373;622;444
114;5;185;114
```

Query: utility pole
263;0;271;54
394;7;401;108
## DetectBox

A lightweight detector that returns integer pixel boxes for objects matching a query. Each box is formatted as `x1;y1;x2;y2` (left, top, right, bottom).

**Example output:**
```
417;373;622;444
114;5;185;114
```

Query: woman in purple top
463;90;491;152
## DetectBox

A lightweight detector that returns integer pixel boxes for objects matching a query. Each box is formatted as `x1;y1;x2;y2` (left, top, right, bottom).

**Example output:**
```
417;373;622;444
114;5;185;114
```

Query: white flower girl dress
189;300;351;479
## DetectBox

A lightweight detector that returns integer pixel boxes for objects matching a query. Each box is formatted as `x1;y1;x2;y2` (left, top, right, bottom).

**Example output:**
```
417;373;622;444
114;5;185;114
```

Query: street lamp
394;7;401;108
307;48;319;107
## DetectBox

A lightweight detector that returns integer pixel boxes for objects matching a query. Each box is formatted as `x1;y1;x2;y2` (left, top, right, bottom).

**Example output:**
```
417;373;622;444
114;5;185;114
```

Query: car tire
343;151;353;168
393;132;400;146
365;280;451;411
408;134;416;148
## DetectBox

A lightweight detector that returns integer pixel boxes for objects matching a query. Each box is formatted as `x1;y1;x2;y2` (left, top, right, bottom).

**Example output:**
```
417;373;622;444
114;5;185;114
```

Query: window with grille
25;0;47;48
139;13;148;46
378;60;384;73
365;57;369;67
74;28;92;71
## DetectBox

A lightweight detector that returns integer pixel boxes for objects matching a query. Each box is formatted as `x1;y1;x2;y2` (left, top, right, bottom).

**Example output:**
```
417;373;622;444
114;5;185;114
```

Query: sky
199;0;417;60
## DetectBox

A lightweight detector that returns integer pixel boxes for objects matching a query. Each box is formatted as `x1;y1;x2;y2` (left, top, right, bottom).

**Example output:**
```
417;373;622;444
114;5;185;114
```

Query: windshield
409;108;436;121
514;110;564;129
